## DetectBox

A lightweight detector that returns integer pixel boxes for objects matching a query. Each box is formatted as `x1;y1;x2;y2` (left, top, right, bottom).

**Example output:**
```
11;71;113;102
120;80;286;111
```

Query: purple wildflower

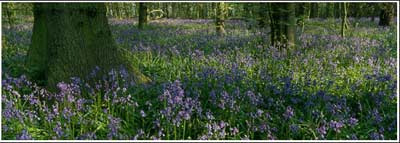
317;124;327;138
290;124;300;132
329;120;345;133
54;122;64;139
350;134;358;140
369;132;384;140
107;115;121;139
283;106;294;120
348;117;358;127
140;110;146;118
230;127;239;135
17;129;32;140
371;108;383;124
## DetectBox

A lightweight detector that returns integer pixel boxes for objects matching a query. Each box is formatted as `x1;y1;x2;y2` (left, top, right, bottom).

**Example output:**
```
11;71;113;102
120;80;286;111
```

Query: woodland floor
1;17;398;140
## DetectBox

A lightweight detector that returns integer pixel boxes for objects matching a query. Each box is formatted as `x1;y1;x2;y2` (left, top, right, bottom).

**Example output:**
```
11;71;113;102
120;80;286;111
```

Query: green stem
183;120;186;139
174;125;177;140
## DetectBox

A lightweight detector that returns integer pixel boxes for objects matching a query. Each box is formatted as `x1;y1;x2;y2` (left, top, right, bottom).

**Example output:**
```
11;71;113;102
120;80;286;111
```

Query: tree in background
296;3;308;33
334;3;341;18
379;3;395;26
138;2;148;29
269;3;296;48
324;3;334;18
26;3;150;89
310;3;318;18
341;2;349;37
2;3;16;30
257;3;269;28
215;2;226;36
366;3;379;22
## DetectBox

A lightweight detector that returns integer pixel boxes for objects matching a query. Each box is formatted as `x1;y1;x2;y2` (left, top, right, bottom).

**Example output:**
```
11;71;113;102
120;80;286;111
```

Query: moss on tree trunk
26;3;150;90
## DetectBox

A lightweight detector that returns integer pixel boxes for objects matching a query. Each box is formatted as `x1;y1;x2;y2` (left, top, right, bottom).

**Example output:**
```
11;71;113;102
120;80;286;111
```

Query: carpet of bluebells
1;18;398;140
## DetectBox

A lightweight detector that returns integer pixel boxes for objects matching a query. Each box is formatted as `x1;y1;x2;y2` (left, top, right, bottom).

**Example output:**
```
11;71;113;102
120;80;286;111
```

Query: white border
0;2;3;141
0;1;398;142
0;1;400;3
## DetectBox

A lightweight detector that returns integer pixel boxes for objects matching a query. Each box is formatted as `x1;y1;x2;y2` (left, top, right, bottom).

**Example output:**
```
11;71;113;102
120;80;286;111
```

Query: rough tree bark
26;3;150;89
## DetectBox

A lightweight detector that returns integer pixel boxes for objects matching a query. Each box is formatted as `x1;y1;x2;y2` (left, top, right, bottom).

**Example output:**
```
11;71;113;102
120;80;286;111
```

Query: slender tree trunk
171;3;176;18
196;3;201;19
296;3;307;33
116;3;122;19
215;2;226;36
334;3;340;18
369;3;378;22
177;3;182;18
257;3;269;28
138;2;148;29
310;3;318;18
123;3;130;18
325;3;333;18
286;3;296;47
243;3;250;19
341;2;349;37
164;3;169;18
26;3;150;89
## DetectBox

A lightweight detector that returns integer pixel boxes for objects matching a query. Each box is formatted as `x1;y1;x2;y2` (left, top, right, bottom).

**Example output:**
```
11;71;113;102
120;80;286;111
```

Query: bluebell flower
290;124;300;133
348;117;358;127
107;115;121;139
17;129;32;140
329;120;344;133
54;122;64;139
350;134;358;140
317;124;327;138
140;110;146;118
369;132;384;140
283;106;294;120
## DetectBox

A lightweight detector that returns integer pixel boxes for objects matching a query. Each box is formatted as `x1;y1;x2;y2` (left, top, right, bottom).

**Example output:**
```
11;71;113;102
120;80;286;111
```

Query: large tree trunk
138;2;148;29
26;3;150;89
379;3;395;26
269;3;296;48
215;2;226;36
